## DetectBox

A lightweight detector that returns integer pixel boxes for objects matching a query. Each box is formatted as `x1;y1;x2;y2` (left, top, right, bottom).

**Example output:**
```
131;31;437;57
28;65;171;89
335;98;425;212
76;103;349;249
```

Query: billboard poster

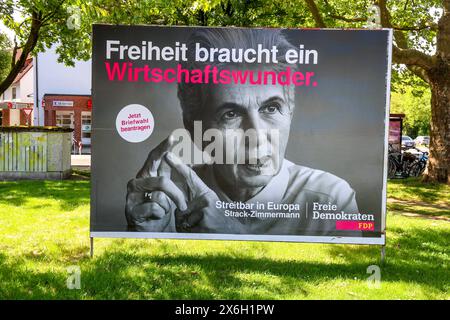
91;25;392;245
389;117;402;153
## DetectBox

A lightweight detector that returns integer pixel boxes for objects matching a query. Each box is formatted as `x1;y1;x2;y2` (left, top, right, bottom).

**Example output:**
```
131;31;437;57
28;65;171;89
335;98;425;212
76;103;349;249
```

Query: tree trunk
424;0;450;184
0;12;42;96
424;63;450;184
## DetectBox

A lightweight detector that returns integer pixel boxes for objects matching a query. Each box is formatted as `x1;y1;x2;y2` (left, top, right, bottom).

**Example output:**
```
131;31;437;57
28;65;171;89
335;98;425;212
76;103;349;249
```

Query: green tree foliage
391;86;431;138
0;0;448;182
0;33;12;83
0;0;102;93
303;1;449;183
0;0;439;87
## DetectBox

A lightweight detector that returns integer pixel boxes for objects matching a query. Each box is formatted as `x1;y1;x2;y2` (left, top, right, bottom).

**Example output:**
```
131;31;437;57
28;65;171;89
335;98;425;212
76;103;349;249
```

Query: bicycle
408;149;428;177
387;144;418;179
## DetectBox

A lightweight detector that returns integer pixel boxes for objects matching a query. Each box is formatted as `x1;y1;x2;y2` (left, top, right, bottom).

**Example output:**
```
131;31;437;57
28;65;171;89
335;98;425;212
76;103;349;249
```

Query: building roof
12;57;33;85
43;93;91;97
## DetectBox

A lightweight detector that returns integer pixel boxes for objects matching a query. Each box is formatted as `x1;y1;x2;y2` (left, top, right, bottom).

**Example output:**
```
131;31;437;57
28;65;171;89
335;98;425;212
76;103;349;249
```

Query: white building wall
34;45;92;125
19;65;34;103
1;86;13;101
0;66;33;103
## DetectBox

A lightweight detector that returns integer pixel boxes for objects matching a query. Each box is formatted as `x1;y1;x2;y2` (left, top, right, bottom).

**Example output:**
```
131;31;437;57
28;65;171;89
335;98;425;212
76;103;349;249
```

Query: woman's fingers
164;152;210;196
174;195;210;230
131;202;167;221
127;176;187;211
136;134;179;178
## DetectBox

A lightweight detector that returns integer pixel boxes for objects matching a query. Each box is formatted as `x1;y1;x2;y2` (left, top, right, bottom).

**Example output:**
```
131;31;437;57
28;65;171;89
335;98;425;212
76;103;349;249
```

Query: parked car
415;135;430;146
401;135;415;148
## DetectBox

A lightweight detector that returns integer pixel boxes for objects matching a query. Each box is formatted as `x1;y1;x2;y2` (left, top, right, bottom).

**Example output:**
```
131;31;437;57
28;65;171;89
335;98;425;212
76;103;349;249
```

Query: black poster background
91;24;391;243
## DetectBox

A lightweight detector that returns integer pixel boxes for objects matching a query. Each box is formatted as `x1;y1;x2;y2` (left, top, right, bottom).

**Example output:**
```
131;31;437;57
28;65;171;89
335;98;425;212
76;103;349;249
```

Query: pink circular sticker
115;104;154;143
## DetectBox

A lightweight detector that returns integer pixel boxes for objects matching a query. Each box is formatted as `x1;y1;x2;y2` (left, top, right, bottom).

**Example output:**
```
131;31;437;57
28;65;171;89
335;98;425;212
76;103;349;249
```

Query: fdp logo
358;222;375;231
336;221;375;231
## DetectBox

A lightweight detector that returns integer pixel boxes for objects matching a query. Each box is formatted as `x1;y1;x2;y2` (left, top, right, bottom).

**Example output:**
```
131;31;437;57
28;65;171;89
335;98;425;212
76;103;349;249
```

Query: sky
0;8;21;43
0;21;15;42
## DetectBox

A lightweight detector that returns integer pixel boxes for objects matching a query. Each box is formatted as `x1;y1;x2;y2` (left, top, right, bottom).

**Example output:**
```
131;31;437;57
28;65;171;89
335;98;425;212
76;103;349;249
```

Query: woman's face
200;81;293;190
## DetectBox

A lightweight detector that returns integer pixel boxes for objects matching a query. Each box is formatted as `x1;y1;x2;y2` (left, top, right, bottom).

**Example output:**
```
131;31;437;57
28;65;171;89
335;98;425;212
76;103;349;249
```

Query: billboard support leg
90;237;94;258
380;245;385;264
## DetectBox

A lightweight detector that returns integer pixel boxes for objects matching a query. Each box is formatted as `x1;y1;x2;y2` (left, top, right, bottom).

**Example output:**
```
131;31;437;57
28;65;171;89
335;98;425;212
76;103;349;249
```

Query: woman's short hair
177;28;297;123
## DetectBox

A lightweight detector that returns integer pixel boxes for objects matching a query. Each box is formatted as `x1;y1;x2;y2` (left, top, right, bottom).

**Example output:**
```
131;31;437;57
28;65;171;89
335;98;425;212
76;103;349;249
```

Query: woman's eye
222;111;239;119
260;103;280;114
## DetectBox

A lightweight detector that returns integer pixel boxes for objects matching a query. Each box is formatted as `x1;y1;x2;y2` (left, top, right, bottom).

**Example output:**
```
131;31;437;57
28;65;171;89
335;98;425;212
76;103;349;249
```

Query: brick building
34;45;92;153
0;45;92;153
43;94;92;146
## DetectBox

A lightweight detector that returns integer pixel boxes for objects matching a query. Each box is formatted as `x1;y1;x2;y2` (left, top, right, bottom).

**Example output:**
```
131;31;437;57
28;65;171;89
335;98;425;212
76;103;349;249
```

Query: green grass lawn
0;177;448;299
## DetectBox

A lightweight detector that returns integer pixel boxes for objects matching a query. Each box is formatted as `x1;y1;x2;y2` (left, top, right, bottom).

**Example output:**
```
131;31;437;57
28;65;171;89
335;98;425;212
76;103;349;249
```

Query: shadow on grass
2;223;448;299
0;180;90;211
84;227;448;299
326;225;449;295
388;177;449;204
83;253;359;299
62;235;450;299
387;202;450;218
0;253;78;299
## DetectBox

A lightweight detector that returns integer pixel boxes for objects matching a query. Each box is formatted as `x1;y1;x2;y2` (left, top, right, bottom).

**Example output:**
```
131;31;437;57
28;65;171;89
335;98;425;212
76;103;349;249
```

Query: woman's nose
240;111;270;150
243;109;265;131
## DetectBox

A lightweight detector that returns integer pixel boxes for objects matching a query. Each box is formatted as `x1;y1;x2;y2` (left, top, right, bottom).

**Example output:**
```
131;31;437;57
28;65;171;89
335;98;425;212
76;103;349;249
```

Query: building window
81;114;91;126
12;87;17;100
56;113;73;128
0;111;2;126
81;113;92;140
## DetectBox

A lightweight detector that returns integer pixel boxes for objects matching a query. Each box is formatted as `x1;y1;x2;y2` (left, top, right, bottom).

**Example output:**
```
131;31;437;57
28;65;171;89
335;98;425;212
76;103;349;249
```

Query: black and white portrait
91;25;390;242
